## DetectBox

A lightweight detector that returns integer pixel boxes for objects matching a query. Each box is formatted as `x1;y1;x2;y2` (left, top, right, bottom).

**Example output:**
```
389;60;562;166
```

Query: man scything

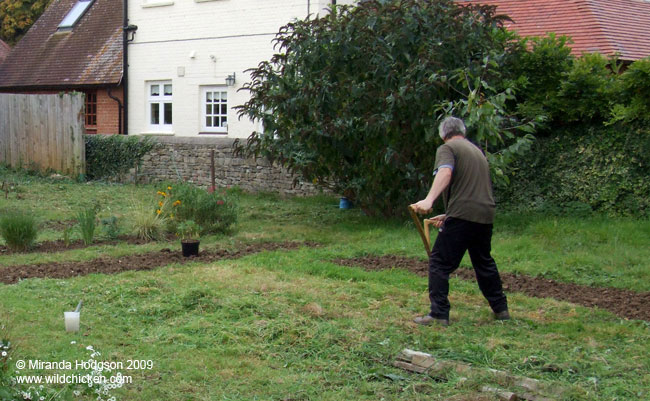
410;117;510;327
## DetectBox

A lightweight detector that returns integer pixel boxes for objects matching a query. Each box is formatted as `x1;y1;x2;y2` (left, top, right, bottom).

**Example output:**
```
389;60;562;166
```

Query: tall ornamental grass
0;212;39;251
76;207;97;245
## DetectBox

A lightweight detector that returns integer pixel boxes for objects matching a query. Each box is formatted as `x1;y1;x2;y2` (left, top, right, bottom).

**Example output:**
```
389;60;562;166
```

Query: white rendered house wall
128;0;357;138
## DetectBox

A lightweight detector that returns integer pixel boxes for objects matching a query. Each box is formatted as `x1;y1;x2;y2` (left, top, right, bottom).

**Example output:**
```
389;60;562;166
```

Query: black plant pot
181;240;200;257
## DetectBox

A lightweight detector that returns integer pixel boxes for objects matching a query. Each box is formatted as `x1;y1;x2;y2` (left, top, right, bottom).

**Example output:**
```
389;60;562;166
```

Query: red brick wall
0;87;123;135
96;88;123;134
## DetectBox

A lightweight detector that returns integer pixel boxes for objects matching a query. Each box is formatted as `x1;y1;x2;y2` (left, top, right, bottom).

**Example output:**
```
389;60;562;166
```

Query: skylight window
58;0;95;30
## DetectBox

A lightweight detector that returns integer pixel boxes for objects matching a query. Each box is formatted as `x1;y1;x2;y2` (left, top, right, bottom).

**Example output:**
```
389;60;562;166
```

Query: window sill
198;131;228;135
194;0;223;3
142;1;174;8
140;131;175;136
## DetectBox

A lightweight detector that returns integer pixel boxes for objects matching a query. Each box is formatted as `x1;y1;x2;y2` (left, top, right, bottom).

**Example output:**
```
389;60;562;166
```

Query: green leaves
0;0;48;44
236;0;531;216
85;135;159;181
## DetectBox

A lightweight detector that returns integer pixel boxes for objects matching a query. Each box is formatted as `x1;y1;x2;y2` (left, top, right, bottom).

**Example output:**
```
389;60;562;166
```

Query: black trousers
428;217;508;319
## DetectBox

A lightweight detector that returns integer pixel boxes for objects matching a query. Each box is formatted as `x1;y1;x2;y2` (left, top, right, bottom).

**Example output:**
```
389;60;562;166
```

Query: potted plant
176;220;201;257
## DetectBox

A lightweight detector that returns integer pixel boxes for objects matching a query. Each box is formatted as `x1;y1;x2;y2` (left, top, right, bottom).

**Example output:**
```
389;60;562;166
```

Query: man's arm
410;167;452;214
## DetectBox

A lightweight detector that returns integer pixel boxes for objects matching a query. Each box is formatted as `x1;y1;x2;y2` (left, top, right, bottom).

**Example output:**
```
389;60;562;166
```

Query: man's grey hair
438;117;466;140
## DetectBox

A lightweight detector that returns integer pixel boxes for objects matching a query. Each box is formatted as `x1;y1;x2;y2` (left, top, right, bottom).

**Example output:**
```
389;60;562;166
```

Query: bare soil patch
333;255;650;321
1;242;317;285
0;236;150;254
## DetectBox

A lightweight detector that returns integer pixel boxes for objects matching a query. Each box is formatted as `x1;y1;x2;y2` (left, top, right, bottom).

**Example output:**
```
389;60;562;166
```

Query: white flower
71;341;77;344
1;351;6;357
74;390;81;396
86;345;94;351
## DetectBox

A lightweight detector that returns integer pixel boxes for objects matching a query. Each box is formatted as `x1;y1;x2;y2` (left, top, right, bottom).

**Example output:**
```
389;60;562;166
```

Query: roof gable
0;0;123;89
462;0;650;61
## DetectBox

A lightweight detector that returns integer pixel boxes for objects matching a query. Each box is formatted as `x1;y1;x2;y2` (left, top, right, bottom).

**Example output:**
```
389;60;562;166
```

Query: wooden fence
0;93;85;176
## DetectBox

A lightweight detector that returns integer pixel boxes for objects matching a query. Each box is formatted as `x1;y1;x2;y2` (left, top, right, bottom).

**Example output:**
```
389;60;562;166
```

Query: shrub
508;33;574;127
85;135;158;180
235;0;536;216
609;57;650;124
159;182;238;234
100;215;120;240
0;212;38;251
76;206;97;245
556;53;619;123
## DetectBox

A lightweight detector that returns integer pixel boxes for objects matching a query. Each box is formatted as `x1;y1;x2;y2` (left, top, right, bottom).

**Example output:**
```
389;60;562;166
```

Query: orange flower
156;209;161;215
173;200;181;206
167;186;172;190
158;201;163;207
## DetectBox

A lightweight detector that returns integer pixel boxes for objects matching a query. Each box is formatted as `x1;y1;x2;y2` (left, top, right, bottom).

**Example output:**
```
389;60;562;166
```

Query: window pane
150;85;160;96
164;103;172;124
221;92;227;101
58;0;93;29
221;104;227;115
206;117;212;127
221;117;227;127
164;84;172;96
206;92;213;102
206;104;212;115
150;103;159;124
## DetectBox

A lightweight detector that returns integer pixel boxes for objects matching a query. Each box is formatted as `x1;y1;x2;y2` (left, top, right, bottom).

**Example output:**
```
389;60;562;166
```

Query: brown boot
494;310;511;321
414;315;449;327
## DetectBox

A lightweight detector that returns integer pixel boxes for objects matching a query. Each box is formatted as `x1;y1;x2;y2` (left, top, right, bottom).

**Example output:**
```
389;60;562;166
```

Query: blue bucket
339;197;351;209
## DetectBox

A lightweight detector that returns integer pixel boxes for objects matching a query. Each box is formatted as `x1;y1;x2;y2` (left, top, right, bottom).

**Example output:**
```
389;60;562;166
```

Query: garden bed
0;235;152;254
0;241;318;285
333;255;650;321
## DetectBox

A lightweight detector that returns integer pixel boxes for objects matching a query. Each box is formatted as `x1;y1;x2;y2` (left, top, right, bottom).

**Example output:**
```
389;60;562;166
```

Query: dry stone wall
136;136;325;196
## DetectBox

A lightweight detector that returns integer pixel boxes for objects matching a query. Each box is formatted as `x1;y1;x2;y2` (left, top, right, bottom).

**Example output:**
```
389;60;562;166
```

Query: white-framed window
148;81;173;132
201;87;228;133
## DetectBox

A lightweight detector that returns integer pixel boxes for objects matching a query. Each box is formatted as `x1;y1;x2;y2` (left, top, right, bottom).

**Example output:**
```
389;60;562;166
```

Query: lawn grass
0;168;649;400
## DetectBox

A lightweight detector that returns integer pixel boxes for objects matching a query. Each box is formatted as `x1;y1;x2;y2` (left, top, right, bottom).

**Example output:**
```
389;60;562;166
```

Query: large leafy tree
0;0;49;44
236;0;536;216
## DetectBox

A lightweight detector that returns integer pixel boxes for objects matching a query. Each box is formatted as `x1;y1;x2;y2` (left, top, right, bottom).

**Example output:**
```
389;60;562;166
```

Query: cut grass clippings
0;167;649;400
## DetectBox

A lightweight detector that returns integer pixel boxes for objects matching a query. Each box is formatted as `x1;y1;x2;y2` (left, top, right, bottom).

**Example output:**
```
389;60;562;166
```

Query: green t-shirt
434;138;496;224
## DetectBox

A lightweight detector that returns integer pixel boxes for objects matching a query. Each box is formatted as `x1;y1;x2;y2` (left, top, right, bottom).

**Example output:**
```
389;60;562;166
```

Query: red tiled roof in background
461;0;650;61
0;0;122;89
0;40;10;64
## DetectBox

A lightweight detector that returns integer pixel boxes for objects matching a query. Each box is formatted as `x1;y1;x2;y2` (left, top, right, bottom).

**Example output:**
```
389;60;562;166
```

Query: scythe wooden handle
408;205;431;257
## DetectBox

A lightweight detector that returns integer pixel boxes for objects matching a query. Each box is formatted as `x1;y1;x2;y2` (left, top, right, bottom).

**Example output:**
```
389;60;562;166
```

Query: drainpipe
123;0;138;135
107;86;123;135
122;0;128;135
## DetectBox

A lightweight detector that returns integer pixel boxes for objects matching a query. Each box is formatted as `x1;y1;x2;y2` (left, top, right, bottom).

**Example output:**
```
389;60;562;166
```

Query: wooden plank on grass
395;349;563;401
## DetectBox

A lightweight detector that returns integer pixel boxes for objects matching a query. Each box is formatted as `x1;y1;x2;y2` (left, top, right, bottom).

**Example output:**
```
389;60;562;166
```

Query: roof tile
0;0;122;89
462;0;650;61
0;40;10;64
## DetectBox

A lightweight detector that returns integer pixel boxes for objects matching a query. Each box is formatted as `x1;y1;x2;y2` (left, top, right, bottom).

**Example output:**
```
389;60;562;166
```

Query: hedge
496;124;649;216
85;135;158;180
